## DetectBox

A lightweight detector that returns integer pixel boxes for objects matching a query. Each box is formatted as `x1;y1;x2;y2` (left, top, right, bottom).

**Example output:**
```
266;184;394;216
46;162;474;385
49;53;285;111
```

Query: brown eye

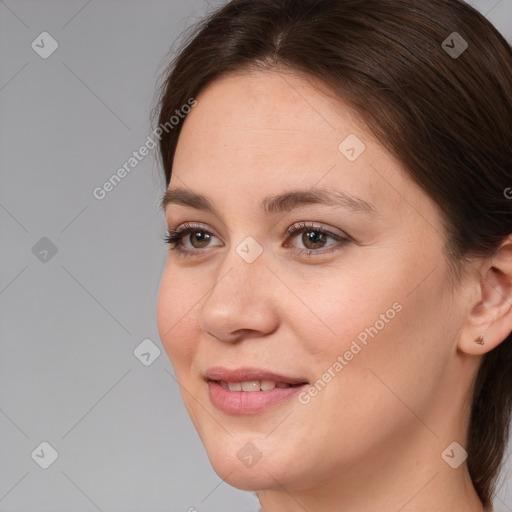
164;223;222;255
188;230;212;248
301;230;328;249
284;222;351;257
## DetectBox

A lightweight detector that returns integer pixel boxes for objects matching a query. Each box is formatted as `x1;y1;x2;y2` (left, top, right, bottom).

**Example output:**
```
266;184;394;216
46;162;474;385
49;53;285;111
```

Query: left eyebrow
161;186;378;217
260;188;378;216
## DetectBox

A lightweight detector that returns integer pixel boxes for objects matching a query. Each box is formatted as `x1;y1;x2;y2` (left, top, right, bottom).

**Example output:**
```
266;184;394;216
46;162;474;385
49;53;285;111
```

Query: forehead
169;69;437;235
178;69;366;146
173;70;378;188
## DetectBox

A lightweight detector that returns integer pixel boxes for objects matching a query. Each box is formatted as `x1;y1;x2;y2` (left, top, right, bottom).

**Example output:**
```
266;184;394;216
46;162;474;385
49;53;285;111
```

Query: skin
157;68;512;511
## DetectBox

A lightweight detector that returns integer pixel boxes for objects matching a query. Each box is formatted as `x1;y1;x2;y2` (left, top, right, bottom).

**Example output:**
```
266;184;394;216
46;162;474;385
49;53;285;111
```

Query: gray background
0;1;511;511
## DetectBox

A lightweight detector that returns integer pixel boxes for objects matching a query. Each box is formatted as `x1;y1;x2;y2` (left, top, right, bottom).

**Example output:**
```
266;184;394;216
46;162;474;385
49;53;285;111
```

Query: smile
204;367;309;414
217;380;303;391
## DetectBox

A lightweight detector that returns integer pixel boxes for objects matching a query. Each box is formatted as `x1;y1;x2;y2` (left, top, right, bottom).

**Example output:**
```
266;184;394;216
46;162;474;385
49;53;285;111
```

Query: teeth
260;380;277;391
241;380;260;392
220;380;292;391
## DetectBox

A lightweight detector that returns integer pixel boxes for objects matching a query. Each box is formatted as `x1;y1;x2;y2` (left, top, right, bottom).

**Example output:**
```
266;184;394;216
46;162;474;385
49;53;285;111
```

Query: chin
210;459;281;492
202;436;293;492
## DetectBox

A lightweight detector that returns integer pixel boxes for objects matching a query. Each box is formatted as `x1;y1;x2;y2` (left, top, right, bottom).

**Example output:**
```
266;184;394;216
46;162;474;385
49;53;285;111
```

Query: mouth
204;367;309;414
213;379;306;391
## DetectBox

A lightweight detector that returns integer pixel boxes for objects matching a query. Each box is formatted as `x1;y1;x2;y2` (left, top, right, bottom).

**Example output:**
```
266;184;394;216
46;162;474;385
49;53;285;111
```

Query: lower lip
207;380;307;414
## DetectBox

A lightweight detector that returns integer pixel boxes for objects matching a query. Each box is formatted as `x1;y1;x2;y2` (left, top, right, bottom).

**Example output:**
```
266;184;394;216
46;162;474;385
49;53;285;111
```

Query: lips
205;367;310;414
204;366;309;386
218;380;299;391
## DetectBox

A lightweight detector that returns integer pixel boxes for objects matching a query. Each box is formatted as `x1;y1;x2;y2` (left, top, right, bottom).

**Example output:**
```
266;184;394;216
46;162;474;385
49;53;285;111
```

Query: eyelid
166;222;222;249
284;221;351;241
165;220;352;257
168;221;350;241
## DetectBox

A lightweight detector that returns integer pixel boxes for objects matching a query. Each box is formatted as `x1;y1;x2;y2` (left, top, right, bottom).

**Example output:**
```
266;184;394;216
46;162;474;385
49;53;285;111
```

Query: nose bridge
198;237;278;341
213;232;268;294
208;238;268;308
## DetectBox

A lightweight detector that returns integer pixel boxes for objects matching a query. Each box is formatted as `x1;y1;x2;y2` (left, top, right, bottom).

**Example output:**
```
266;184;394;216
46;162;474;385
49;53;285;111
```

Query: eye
284;221;351;256
163;221;351;258
163;222;222;255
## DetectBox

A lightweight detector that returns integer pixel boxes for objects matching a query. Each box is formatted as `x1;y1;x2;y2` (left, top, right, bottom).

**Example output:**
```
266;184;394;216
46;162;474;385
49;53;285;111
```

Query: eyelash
163;221;351;258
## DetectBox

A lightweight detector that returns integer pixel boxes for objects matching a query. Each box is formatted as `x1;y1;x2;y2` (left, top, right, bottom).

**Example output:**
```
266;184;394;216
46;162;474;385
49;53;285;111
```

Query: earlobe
474;335;485;345
458;236;512;356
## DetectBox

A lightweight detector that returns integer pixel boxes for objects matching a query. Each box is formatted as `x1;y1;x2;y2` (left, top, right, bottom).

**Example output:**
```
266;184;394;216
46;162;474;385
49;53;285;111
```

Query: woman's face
157;69;473;495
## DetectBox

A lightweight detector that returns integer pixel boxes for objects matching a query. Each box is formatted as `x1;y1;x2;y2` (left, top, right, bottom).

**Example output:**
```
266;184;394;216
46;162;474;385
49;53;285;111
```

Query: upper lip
205;366;309;385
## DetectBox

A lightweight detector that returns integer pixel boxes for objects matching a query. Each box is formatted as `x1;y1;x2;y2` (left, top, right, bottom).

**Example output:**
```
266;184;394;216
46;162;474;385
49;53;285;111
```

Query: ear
458;234;512;356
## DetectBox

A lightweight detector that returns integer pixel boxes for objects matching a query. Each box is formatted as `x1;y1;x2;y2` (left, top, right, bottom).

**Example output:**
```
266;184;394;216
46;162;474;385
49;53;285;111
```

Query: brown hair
154;0;512;508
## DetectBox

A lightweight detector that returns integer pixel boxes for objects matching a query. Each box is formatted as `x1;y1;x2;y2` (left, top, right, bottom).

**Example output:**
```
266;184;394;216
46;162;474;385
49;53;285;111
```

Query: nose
198;246;279;343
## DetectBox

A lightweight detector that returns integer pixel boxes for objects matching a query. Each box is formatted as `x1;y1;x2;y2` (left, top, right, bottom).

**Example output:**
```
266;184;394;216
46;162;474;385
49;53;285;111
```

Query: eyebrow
160;186;377;217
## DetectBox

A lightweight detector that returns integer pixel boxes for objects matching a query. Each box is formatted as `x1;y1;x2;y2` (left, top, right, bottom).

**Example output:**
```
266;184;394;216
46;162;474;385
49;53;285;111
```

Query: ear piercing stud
474;335;485;345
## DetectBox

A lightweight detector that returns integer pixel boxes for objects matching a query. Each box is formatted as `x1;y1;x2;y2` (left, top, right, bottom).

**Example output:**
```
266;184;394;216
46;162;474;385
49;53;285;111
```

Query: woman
155;0;512;510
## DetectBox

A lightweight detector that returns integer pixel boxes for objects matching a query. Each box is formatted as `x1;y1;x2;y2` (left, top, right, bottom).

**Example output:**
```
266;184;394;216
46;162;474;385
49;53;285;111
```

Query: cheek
156;267;199;369
295;260;452;412
287;268;401;361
